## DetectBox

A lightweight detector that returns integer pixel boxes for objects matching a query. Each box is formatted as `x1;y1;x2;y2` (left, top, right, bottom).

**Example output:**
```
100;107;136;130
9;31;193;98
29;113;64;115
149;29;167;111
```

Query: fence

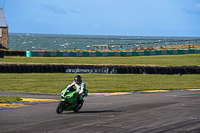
92;39;200;51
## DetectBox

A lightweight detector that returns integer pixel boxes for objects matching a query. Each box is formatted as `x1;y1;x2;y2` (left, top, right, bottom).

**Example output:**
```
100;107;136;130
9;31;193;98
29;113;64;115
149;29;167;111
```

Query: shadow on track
64;110;120;114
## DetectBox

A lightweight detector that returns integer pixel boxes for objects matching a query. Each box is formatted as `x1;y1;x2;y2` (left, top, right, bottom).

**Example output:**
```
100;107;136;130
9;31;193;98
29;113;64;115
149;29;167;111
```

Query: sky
1;0;200;36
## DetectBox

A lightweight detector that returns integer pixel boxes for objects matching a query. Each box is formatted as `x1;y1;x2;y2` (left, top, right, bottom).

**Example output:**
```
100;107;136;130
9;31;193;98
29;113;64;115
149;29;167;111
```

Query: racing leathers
67;80;86;100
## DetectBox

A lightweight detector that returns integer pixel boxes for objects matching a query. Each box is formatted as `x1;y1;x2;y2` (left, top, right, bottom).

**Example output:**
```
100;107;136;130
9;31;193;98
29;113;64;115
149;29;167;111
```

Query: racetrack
0;90;200;133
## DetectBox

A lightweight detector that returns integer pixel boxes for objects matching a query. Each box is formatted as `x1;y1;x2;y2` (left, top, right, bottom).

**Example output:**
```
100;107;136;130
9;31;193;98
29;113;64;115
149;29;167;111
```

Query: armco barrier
1;49;200;57
26;49;200;57
0;64;200;74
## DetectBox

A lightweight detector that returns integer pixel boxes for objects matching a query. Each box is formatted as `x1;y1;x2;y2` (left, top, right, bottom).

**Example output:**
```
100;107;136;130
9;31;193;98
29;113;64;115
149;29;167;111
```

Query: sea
8;33;200;51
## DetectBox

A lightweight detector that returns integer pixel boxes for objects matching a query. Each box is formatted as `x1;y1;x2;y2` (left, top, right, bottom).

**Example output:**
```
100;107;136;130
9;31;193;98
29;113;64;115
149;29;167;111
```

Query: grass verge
0;73;199;93
0;54;200;66
0;96;22;103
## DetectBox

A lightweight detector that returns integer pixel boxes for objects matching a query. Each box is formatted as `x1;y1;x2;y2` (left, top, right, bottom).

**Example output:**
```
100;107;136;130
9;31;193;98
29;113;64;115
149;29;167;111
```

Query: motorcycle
56;87;88;114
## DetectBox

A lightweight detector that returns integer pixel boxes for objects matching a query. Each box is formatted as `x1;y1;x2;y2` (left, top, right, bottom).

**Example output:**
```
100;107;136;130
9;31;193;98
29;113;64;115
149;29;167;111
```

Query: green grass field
0;96;22;103
0;54;200;66
0;73;199;94
0;54;199;103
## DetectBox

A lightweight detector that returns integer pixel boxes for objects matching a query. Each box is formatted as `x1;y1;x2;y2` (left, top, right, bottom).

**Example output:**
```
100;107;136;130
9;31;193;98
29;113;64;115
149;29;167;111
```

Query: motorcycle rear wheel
56;101;64;114
73;101;84;113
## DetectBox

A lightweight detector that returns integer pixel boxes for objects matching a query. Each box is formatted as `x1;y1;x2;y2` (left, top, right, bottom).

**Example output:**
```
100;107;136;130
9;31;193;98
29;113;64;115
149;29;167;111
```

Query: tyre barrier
0;64;199;74
3;51;26;56
0;50;4;58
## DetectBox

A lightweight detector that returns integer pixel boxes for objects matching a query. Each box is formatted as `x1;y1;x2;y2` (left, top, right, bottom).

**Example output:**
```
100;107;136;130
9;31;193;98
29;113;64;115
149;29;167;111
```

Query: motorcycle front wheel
56;101;64;114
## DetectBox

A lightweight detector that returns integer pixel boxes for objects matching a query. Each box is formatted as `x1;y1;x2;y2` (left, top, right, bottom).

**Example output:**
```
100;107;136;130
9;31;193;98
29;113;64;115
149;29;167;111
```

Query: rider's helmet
74;75;82;85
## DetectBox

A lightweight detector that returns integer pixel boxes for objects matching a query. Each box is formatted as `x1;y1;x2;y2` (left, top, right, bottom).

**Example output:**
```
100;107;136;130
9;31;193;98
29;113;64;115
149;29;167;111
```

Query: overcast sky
1;0;200;36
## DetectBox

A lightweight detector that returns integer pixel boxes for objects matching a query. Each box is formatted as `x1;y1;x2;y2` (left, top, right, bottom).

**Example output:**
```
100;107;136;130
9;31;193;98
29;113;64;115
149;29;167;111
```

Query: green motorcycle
56;87;88;114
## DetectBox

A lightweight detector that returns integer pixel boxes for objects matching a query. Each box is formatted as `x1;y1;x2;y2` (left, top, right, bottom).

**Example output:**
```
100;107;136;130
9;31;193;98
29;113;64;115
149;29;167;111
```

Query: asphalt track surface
0;90;200;133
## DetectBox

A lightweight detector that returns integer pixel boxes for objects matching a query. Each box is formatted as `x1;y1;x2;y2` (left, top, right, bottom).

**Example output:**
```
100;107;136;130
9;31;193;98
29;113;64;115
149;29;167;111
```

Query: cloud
195;3;200;8
184;3;200;15
69;9;81;14
40;3;67;15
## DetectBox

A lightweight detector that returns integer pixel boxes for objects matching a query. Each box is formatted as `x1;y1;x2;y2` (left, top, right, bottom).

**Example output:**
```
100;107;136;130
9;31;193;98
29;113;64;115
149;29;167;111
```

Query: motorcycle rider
66;75;86;107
